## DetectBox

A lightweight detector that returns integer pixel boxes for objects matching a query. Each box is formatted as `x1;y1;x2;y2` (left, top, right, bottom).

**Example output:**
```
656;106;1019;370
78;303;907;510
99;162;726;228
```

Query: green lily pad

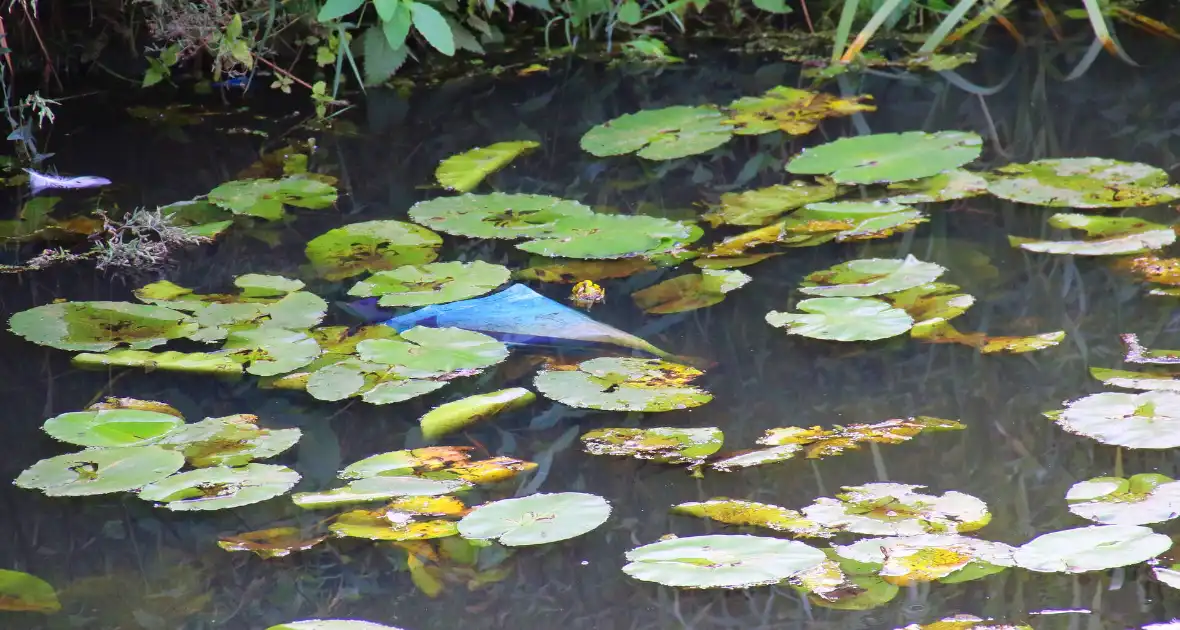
72;349;246;376
883;283;975;328
330;511;459;541
292;476;471;509
581;427;723;465
268;620;404;630
305;359;449;404
533;357;712;412
786;131;983;184
408;192;594;239
1009;213;1176;256
833;534;1015;585
805;573;898;610
347;260;510;307
1090;367;1180;392
516;213;703;260
701;180;839;227
0;569;61;613
1051;391;1180;448
357;326;508;375
988;158;1180;208
756;416;965;460
305;220;443;281
222;328;322;376
458;492;611;546
137;463;300;511
233;274;304;298
340;446;473;479
217;526;328;558
208;176;337;220
15;446;185;496
155;414;301;467
1013;525;1171;573
42;408;185;448
623;534;826;589
899;615;1032;630
580;105;733;160
801;483;991;536
709;445;802;471
8;301;197;351
723;87;875;136
766;297;914;342
799;256;947;298
1066;474;1180;525
160;198;235;239
671;499;833;537
420;388;537;441
1122;333;1180;365
631;269;750;314
789;202;927;242
436;140;540;192
884;169;988;203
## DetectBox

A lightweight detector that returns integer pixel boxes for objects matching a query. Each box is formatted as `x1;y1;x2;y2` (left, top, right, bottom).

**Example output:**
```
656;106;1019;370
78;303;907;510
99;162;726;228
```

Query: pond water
4;40;1180;630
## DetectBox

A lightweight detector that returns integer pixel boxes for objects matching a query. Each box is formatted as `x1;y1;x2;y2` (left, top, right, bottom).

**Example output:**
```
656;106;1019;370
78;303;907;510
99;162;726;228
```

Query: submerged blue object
376;283;670;358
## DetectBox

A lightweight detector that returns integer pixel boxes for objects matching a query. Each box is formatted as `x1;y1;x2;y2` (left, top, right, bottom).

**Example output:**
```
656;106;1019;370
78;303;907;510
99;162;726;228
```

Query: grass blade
918;0;982;54
830;0;860;62
1079;0;1136;64
839;0;906;63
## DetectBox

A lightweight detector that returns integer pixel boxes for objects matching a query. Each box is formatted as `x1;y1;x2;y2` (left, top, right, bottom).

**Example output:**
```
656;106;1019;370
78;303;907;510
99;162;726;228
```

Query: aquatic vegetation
1048;391;1180;448
419;388;536;440
409;193;594;239
758;416;964;459
701;180;840;227
42;407;185;448
208;175;338;220
347;260;511;306
884;169;989;203
581;427;724;465
766;297;914;341
435;140;539;192
304;220;443;280
911;321;1066;355
833;534;1016;585
1065;474;1180;525
1122;333;1180;364
533;357;712;411
514;257;656;283
898;615;1032;630
1009;213;1176;256
293;477;471;509
268;621;403;630
631;269;750;314
798;256;947;297
457;492;611;546
217;527;328;558
1090;367;1180;391
331;511;459;541
8;301;197;351
671;499;832;537
15;446;186;497
138;463;301;511
622;534;825;588
987;158;1180;208
579;105;733;160
1013;525;1171;573
800;483;991;536
0;569;60;613
723;87;875;136
786;131;983;184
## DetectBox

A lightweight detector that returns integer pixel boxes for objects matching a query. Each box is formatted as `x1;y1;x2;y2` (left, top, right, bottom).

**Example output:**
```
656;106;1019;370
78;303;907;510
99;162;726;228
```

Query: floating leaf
833;534;1016;585
268;621;405;630
799;256;947;298
0;569;61;613
898;615;1032;630
581;427;723;465
1009;213;1176;256
533;357;712;412
347;261;511;307
1090;367;1180;392
801;483;990;536
292;476;470;509
885;169;988;203
1122;333;1180;365
341;447;473;479
1050;391;1180;448
703;181;839;227
623;534;826;589
8;301;197;351
883;283;975;328
331;510;459;541
1013;525;1171;573
305;220;443;280
631;269;750;314
208;176;337;220
766;297;914;342
1116;254;1180;287
1065;474;1180;525
709;445;802;471
217;527;328;558
420;388;536;440
88;397;183;416
1155;565;1180;590
723;87;875;136
42;408;185;448
580;105;733;160
758;417;964;460
458;492;611;546
514;256;657;283
305;359;449;404
911;321;1065;354
436;141;539;192
222;328;322;376
693;252;782;270
155;414;301;467
515;213;702;260
671;499;833;537
786;131;983;184
418;457;536;485
988;158;1180;208
72;349;244;375
408;192;593;239
785;200;926;242
15;446;185;496
358;326;508;374
234;274;305;298
138;463;300;511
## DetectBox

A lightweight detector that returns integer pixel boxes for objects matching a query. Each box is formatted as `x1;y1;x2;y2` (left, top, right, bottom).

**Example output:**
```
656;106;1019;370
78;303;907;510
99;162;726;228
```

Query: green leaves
988;158;1180;208
458;492;611;546
1050;391;1180;449
766;297;914;342
8;301;197;352
305;220;442;280
580;105;734;160
208;176;337;220
409;2;455;55
623;535;826;589
347;260;511;307
534;357;712;412
752;0;792;12
1009;213;1175;256
1014;525;1171;573
138;463;301;511
786;131;982;184
15;446;186;497
318;0;364;21
436;141;540;192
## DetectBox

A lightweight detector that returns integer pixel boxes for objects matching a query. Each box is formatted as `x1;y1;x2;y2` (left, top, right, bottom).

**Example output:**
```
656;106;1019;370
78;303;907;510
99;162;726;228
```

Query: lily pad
897;616;1032;630
458;492;611;546
304;359;449;404
1090;367;1180;392
208;176;337;220
305;220;443;281
357;326;508;374
217;527;327;558
420;388;536;441
1066;474;1180;525
138;463;300;511
581;427;723;465
1051;391;1180;448
515;213;702;260
786;131;983;185
419;457;536;484
331;510;459;541
533;357;712;412
801;483;991;536
723;87;875;136
292;476;470;509
671;499;833;537
155;414;301;467
783;200;923;242
709;445;802;471
799;256;947;298
580;105;733;160
988;158;1180;208
833;534;1016;585
42;408;185;448
631;269;750;314
72;349;245;376
347;260;510;307
514;256;657;283
1009;213;1176;256
758;417;964;460
911;321;1066;354
436;140;539;192
341;446;473;479
9;301;197;351
408;192;593;239
885;169;989;203
883;283;975;328
766;297;914;342
0;569;61;613
222;328;322;376
622;534;826;589
234;274;305;298
1122;333;1180;365
268;621;404;630
701;180;840;227
15;446;185;496
1013;525;1171;573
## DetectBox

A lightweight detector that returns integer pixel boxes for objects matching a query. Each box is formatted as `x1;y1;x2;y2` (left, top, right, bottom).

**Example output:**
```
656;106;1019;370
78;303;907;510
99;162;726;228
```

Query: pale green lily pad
160;198;236;239
533;357;712;412
516;214;703;260
702;180;839;227
347;260;510;307
436;140;540;192
72;349;245;376
580;105;733;160
43;409;185;448
1090;367;1180;392
1010;213;1176;256
799;255;947;297
155;414;301;468
420;388;536;441
631;269;750;314
807;574;898;610
305;220;443;281
1013;525;1171;573
357;326;508;374
1155;566;1180;590
884;283;976;328
709;445;802;471
777;200;926;242
15;446;185;496
458;492;611;546
8;301;197;351
802;483;991;536
0;569;61;613
786;131;983;184
723;87;875;136
208;176;337;220
408;192;593;239
330;511;459;541
1066;474;1180;525
988;158;1180;208
885;169;988;203
268;619;405;629
292;476;471;509
766;297;914;342
341;446;473;479
1051;391;1180;448
833;534;1015;585
233;274;304;298
138;463;300;511
581;427;723;464
304;359;449;404
671;499;833;537
222;328;322;376
623;534;826;589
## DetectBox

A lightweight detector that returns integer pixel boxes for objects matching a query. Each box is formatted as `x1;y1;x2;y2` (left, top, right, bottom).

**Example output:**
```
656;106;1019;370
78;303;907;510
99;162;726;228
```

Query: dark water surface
4;42;1180;629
